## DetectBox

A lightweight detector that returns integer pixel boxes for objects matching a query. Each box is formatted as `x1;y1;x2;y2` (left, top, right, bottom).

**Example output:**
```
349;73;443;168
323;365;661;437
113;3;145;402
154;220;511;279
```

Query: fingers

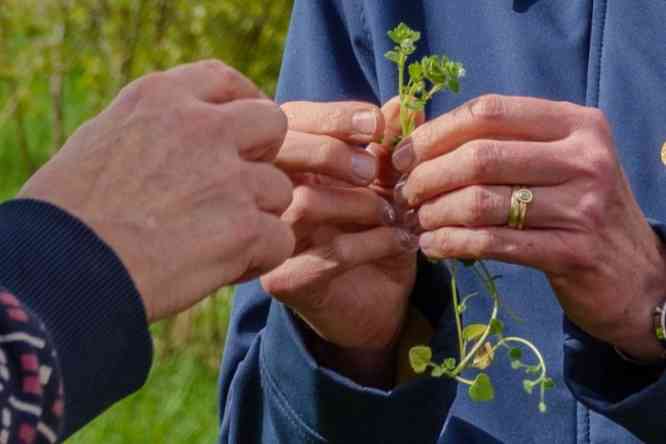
284;185;396;229
281;101;385;145
392;94;580;173
417;185;570;230
236;212;296;282
418;226;566;272
397;139;572;207
275;132;378;185
247;162;294;215
167;59;265;103
213;99;288;161
262;226;417;303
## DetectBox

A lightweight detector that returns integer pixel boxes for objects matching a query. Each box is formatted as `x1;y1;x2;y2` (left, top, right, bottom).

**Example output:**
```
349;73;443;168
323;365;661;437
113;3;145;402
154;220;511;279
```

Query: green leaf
448;78;460;93
511;360;522;370
509;348;523;361
523;379;535;395
468;373;495;402
408;62;423;80
489;319;504;336
409;346;432;374
542;377;555;390
444;357;457;370
385;50;401;64
387;22;421;46
462;324;488;342
404;98;426;111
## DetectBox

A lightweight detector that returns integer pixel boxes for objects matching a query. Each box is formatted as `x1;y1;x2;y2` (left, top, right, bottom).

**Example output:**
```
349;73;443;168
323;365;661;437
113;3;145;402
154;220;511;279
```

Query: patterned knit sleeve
0;288;63;444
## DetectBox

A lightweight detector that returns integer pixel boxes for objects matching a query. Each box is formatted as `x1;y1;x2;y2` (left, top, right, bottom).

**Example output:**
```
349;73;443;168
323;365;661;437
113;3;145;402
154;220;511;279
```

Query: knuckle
558;236;596;272
468;186;494;226
130;72;170;101
472;229;496;258
284;186;315;224
330;236;353;265
575;192;607;230
197;59;241;87
198;59;231;75
583;107;610;133
237;212;263;246
469;140;501;180
467;94;506;121
316;138;344;168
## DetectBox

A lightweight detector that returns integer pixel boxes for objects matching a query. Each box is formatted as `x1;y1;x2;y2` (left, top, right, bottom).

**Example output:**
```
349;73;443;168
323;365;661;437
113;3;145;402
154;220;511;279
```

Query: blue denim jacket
220;1;666;443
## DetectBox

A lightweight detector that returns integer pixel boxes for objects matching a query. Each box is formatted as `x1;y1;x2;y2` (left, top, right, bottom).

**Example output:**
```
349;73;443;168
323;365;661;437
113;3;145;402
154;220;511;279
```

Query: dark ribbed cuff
0;199;153;437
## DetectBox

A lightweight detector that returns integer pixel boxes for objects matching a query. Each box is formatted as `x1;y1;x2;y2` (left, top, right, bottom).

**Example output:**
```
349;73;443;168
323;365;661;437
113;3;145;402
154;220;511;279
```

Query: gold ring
507;186;533;230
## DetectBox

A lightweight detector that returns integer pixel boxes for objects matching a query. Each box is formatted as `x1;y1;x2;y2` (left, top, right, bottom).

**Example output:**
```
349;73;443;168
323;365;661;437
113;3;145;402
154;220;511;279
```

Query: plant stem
449;261;465;361
455;375;474;385
493;336;547;381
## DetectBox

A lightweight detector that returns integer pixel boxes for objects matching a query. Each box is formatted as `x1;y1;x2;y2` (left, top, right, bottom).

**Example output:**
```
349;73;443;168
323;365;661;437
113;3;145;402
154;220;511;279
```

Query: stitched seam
594;0;608;107
353;0;379;101
258;346;326;443
585;404;591;444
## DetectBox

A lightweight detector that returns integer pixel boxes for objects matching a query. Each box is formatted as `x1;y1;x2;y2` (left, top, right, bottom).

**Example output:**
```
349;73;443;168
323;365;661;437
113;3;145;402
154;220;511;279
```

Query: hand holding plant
385;23;553;412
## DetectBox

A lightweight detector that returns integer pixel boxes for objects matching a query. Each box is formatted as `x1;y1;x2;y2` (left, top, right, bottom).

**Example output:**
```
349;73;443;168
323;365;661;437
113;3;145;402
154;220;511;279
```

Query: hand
393;94;666;361
261;99;421;387
18;60;295;322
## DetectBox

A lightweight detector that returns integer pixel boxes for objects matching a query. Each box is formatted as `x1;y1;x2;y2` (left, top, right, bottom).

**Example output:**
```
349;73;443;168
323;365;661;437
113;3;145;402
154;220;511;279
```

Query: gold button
662;141;666;166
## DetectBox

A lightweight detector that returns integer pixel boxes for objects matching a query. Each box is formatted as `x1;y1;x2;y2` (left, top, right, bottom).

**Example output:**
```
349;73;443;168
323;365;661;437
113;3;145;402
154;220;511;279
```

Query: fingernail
351;154;377;183
392;138;415;172
419;232;435;251
352;111;378;135
398;230;420;252
382;203;397;226
393;178;409;209
401;209;423;234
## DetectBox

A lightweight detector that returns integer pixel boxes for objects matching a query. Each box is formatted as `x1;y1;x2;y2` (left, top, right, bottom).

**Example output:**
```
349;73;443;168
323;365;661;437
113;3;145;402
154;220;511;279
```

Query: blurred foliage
0;1;293;442
0;0;293;198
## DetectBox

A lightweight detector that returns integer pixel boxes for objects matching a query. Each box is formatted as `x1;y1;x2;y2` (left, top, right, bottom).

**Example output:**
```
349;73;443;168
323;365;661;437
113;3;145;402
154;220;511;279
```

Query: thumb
368;97;426;190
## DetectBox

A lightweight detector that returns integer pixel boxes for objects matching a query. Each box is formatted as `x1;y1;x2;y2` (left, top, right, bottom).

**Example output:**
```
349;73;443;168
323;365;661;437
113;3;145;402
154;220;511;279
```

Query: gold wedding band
508;186;534;230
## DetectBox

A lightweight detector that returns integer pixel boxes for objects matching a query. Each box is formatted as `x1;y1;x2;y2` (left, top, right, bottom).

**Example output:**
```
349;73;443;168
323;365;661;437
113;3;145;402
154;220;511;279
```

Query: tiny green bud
523;380;535;395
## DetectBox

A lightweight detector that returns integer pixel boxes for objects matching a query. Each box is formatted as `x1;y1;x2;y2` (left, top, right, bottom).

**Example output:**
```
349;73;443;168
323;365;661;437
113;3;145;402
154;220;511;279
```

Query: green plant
386;23;553;413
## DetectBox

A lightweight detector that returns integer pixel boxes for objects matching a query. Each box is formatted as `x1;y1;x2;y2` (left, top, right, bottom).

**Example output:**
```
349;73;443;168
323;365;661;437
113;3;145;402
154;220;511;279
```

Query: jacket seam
594;0;608;107
258;346;326;443
352;0;380;101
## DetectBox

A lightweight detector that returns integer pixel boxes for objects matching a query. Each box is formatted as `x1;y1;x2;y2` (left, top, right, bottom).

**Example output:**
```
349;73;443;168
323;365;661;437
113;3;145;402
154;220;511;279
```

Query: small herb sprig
385;23;554;413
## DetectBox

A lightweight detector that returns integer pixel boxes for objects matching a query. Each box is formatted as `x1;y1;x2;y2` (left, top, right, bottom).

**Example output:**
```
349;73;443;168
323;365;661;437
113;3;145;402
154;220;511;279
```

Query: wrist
614;233;666;363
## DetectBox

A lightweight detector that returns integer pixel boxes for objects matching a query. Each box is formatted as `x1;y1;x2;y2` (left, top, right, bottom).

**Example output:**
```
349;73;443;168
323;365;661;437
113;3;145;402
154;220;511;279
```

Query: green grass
66;290;234;443
66;350;221;444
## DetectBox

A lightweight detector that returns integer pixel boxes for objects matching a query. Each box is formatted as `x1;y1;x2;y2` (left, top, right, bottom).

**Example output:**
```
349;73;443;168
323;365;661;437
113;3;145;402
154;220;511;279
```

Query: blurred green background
0;1;293;442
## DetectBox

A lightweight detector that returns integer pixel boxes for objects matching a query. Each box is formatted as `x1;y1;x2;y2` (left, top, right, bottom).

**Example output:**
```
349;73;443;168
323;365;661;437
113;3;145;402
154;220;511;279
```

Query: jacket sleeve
217;2;458;442
0;199;153;440
563;220;666;444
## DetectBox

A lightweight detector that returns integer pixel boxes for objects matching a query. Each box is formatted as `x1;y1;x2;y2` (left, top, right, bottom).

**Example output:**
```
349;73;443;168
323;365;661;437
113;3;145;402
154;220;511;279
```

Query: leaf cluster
384;23;465;136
